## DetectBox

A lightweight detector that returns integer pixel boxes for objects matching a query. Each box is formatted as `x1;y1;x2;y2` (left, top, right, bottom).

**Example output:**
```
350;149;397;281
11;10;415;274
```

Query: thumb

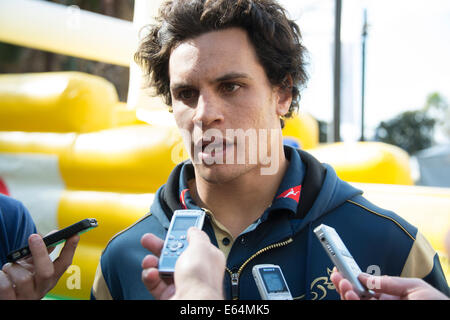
187;227;209;244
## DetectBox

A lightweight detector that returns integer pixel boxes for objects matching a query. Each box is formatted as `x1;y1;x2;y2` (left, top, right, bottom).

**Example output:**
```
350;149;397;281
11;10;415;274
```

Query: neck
189;148;288;238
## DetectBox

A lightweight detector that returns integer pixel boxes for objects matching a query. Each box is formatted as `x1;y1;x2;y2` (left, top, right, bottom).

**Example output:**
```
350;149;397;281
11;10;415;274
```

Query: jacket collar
158;146;327;221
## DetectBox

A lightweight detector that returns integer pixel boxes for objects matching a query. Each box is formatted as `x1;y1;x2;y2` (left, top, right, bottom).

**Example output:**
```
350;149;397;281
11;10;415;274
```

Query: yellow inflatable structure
308;142;414;185
0;72;447;299
0;72;120;133
283;112;319;150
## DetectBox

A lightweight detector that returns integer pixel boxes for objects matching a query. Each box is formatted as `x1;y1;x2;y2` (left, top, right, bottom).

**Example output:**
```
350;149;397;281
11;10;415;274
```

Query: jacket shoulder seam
346;199;415;241
102;212;153;253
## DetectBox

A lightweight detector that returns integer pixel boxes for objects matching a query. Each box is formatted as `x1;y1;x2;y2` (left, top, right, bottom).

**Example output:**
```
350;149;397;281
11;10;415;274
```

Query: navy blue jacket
92;146;449;299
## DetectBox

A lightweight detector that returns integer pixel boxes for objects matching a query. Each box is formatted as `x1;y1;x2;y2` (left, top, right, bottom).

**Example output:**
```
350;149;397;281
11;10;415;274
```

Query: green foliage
375;92;448;155
375;111;436;154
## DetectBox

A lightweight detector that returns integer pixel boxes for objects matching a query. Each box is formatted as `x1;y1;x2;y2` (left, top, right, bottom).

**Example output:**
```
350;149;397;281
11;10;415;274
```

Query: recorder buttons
168;241;184;252
326;245;336;256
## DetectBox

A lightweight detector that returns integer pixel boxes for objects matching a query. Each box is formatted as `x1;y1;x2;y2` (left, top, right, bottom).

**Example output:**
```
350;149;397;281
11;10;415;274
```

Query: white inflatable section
0;0;135;66
0;153;64;235
127;0;169;122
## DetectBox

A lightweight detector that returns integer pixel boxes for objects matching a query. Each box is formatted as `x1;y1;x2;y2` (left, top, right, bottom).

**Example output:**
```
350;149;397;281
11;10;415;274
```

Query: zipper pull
231;272;239;300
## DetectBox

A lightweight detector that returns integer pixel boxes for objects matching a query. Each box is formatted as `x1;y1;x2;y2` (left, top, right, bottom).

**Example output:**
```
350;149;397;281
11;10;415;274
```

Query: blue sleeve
423;254;450;297
0;194;37;268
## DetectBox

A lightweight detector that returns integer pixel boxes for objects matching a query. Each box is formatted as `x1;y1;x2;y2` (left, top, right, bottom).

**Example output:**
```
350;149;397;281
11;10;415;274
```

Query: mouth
195;136;234;162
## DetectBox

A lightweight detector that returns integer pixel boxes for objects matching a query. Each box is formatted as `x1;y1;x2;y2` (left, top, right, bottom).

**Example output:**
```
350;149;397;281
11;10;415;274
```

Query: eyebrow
214;72;251;83
170;72;252;92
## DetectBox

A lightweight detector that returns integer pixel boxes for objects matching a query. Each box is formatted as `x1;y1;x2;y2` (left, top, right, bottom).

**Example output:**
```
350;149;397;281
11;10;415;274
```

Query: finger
13;230;58;266
343;289;362;300
358;273;417;297
0;270;16;300
15;258;35;274
22;247;55;266
2;262;36;300
142;267;174;300
141;233;164;257
375;292;400;300
142;254;159;270
338;278;358;300
52;235;79;280
27;234;56;294
330;268;344;294
141;252;175;300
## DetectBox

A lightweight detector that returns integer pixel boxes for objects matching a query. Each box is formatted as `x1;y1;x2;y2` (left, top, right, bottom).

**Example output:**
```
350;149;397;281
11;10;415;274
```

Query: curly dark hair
135;0;308;121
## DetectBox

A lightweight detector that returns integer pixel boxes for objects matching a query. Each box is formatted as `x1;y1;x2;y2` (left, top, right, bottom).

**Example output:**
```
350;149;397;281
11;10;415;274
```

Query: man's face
169;27;290;183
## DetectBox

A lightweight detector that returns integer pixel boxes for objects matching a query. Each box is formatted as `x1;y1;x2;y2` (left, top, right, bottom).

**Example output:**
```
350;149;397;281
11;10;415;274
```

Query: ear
274;74;293;117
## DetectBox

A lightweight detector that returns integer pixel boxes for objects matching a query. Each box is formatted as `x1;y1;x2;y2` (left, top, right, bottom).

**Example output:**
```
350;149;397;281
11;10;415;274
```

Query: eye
220;82;241;94
177;89;198;101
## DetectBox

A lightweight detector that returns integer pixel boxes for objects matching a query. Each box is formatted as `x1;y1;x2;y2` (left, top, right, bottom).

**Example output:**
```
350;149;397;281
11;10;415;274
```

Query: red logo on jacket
0;177;9;196
276;185;301;203
180;188;189;209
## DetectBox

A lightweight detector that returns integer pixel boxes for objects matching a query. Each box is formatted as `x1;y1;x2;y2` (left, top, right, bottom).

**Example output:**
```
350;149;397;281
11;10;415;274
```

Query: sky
279;0;450;141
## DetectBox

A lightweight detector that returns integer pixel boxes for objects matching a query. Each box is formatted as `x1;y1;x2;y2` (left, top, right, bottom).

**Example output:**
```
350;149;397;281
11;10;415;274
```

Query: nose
192;90;224;128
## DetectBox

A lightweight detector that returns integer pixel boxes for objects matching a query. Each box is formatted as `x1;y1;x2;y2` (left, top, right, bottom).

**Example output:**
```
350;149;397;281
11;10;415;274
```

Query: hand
171;227;226;300
140;232;175;300
141;227;226;300
330;268;449;300
0;233;79;300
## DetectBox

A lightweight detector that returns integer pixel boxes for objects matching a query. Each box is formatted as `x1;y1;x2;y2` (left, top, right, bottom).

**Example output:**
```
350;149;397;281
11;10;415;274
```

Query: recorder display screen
260;268;287;293
172;216;198;231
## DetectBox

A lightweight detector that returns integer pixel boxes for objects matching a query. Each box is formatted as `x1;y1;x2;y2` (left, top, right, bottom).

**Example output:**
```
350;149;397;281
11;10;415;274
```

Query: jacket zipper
201;207;294;299
225;237;294;300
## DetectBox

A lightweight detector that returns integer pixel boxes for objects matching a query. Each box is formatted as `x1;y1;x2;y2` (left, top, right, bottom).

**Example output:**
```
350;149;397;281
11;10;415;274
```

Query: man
0;194;79;300
91;0;449;300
